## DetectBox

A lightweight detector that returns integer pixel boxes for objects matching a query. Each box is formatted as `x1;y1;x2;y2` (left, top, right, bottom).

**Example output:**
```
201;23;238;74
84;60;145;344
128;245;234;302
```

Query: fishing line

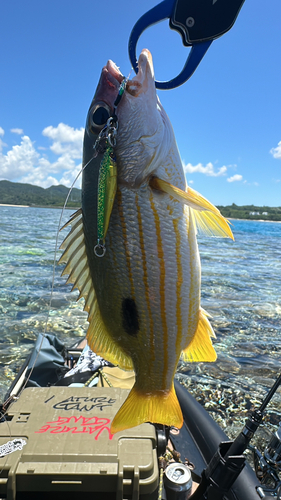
3;158;94;409
2;75;128;412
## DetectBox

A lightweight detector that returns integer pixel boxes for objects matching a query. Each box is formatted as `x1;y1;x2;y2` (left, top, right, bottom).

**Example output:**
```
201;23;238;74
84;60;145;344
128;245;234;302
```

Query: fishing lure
93;78;127;257
94;145;117;257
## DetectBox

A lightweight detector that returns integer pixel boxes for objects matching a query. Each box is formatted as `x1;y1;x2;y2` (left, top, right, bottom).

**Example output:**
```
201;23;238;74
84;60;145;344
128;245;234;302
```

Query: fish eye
89;102;111;134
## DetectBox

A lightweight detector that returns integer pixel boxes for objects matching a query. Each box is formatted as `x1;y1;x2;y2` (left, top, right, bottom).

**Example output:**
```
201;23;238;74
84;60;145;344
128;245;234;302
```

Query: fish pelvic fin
182;308;217;363
59;209;133;371
149;176;234;240
110;384;183;434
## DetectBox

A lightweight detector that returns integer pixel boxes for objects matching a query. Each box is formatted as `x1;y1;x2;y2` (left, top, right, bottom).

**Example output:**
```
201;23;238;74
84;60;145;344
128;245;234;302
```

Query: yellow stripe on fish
173;216;183;355
60;49;234;434
60;179;223;432
135;193;155;365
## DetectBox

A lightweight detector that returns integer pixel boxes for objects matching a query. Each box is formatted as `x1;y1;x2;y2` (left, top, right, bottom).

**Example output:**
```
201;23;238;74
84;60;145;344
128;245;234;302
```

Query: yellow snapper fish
59;49;234;434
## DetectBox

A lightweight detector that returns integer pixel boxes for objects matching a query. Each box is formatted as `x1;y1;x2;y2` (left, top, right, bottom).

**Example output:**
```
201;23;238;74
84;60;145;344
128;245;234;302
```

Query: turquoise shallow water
1;206;281;441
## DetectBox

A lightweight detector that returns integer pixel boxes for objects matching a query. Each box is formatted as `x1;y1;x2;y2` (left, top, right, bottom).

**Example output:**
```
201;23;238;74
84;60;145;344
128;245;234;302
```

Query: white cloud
270;141;281;159
0;135;40;181
11;128;24;135
0;127;4;136
43;123;83;159
183;161;227;177
0;123;84;188
227;174;243;183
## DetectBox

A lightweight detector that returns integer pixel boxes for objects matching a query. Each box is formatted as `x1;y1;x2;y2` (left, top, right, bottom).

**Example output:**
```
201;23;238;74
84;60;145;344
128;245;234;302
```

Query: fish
59;49;234;434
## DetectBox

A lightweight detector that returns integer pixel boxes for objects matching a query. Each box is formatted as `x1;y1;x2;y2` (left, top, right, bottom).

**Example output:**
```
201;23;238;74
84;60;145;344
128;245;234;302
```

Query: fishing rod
191;372;281;500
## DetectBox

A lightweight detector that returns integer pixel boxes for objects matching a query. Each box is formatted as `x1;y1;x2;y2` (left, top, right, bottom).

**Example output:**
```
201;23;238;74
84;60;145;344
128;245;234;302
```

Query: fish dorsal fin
59;209;133;371
149;177;234;240
182;308;217;363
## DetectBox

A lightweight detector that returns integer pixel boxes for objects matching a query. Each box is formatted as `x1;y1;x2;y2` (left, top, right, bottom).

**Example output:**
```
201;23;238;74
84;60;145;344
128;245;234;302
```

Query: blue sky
0;0;280;206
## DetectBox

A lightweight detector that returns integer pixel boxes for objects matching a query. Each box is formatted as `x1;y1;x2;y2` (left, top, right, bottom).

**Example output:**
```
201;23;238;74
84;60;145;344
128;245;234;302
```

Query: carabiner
128;0;245;90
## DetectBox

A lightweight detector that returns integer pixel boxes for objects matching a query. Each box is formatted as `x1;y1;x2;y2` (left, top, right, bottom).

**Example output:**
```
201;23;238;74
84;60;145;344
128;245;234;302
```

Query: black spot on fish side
122;298;139;336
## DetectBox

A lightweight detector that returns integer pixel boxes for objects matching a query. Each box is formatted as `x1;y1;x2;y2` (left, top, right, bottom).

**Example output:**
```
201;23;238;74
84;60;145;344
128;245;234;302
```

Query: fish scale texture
60;49;232;433
93;183;200;392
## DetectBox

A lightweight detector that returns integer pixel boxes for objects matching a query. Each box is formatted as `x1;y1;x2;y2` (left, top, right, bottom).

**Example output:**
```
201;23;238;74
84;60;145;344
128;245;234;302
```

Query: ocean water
1;206;281;446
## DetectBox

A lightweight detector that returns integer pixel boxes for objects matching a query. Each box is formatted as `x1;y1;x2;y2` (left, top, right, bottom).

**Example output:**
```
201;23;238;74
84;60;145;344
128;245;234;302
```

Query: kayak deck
0;334;260;500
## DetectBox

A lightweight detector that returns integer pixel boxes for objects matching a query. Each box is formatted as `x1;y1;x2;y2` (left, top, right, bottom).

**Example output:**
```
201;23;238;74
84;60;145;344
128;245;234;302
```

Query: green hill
217;203;281;222
0;180;81;208
1;181;281;221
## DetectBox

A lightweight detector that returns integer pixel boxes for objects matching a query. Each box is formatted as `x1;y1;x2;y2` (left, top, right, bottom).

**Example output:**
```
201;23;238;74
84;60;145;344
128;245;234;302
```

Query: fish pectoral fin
59;209;133;372
190;209;234;240
149;176;234;240
110;384;183;434
182;308;217;363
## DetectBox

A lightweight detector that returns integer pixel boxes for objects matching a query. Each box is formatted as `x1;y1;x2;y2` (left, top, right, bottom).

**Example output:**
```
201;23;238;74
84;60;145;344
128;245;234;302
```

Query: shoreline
0;203;78;210
0;204;280;222
0;203;30;208
229;217;281;224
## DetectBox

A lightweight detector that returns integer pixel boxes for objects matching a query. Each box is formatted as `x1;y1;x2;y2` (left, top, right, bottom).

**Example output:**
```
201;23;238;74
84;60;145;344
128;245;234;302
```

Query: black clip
129;0;245;90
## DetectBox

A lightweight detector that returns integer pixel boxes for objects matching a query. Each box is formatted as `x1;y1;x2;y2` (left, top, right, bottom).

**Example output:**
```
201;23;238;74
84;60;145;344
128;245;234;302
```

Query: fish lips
99;49;154;100
100;61;123;96
93;61;123;111
87;50;155;135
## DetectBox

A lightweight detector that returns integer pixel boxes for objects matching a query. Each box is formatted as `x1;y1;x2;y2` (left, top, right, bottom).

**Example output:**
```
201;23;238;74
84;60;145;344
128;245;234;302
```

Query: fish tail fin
110;384;183;434
182;308;217;362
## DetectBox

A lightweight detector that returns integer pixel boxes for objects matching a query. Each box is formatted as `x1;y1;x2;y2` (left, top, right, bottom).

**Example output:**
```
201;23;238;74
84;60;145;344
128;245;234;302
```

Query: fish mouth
88;51;154;135
92;49;154;123
104;49;154;98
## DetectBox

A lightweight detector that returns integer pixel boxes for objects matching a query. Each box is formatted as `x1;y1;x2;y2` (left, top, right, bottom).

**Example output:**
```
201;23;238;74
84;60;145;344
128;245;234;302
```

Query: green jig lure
93;77;128;257
94;146;117;257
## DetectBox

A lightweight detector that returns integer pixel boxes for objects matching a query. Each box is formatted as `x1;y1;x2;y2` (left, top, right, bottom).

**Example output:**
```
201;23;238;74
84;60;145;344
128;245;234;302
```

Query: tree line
1;181;280;221
0;180;81;208
217;203;281;221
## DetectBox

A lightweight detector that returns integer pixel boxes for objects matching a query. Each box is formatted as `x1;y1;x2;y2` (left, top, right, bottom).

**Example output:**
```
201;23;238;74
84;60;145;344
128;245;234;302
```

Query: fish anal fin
182;308;217;363
149;176;234;240
110;384;183;434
